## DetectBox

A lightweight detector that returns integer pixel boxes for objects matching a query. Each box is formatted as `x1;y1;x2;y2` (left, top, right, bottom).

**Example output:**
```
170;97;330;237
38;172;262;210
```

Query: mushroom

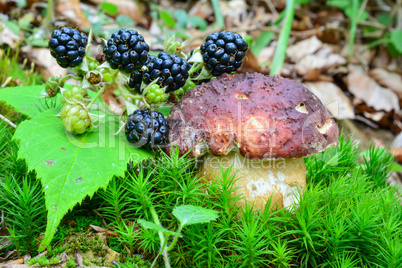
165;73;339;211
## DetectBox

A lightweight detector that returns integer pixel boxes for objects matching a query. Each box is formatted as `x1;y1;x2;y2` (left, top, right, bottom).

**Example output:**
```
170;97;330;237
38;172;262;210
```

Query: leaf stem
166;224;184;251
149;206;170;268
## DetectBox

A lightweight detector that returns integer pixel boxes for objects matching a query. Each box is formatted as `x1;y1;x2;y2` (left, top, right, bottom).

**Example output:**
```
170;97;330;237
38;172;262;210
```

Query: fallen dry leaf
219;0;248;28
347;65;400;112
392;148;402;164
295;46;347;75
56;0;91;31
304;81;355;120
21;46;67;79
90;225;118;237
287;36;322;62
369;68;402;100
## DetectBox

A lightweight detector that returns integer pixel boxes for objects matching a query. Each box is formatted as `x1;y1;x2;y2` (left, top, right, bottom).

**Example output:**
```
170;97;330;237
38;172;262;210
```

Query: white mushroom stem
200;151;307;211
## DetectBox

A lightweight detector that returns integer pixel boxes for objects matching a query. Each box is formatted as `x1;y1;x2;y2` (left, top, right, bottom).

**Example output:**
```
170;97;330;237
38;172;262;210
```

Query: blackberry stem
86;85;105;110
188;63;203;76
59;74;81;86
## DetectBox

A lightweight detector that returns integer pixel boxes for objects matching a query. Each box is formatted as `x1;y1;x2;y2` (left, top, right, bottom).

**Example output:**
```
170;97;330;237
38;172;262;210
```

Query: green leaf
390;30;402;54
137;219;179;236
100;2;118;15
327;0;351;9
390;162;402;173
0;19;21;35
188;16;207;31
160;10;176;28
172;205;219;227
157;105;171;116
115;15;135;27
251;31;275;57
0;85;59;118
13;108;152;250
344;7;368;22
174;9;188;29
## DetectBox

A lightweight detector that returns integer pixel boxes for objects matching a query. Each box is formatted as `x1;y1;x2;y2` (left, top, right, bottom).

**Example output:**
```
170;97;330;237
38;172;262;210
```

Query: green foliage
0;48;42;87
11;107;152;250
0;85;58;118
0;175;46;255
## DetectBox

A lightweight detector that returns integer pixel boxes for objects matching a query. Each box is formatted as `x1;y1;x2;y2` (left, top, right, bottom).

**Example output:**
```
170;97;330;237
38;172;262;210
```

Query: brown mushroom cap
165;72;339;159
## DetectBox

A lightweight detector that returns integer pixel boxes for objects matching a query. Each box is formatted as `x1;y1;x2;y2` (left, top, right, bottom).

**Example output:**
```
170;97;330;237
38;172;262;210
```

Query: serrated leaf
172;205;219;227
13;108;152;250
0;85;60;118
390;30;402;54
137;219;179;236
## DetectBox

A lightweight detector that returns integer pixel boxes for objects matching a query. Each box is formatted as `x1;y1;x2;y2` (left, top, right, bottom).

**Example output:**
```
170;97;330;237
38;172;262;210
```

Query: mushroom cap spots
166;72;339;159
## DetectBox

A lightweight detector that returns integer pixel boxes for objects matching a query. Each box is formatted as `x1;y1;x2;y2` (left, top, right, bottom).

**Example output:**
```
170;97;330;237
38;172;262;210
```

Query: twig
0;114;17;129
93;209;108;227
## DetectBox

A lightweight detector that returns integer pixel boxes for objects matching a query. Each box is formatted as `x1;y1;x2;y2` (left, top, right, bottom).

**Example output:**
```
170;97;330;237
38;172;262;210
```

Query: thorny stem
149;206;171;268
0;114;17;129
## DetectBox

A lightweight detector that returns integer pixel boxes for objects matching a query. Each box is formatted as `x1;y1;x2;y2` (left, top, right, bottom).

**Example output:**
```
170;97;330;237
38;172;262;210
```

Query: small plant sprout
138;205;219;268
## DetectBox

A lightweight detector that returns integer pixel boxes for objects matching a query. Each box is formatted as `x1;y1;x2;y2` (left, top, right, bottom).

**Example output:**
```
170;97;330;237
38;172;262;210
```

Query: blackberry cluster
143;52;190;93
125;109;169;149
103;29;149;73
200;31;248;76
49;27;88;68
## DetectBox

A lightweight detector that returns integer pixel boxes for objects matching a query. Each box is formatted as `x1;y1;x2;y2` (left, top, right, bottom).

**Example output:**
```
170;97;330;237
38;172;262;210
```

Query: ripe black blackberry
103;29;149;73
49;27;88;68
127;55;155;93
125;109;169;149
200;31;248;76
142;52;190;93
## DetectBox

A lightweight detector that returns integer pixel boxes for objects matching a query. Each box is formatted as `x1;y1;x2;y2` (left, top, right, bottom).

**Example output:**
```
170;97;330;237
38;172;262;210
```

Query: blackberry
60;86;89;105
49;27;87;68
145;84;167;104
61;103;91;135
125;109;169;149
200;31;248;76
142;52;190;93
103;29;149;73
128;55;154;93
175;80;196;97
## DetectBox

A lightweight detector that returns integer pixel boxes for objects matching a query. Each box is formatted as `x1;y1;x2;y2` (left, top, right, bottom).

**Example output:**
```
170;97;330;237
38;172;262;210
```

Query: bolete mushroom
165;72;339;211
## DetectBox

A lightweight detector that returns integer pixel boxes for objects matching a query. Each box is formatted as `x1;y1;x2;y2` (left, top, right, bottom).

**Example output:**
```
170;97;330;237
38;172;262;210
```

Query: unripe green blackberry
145;84;167;104
60;86;89;105
61;103;91;135
175;80;196;97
